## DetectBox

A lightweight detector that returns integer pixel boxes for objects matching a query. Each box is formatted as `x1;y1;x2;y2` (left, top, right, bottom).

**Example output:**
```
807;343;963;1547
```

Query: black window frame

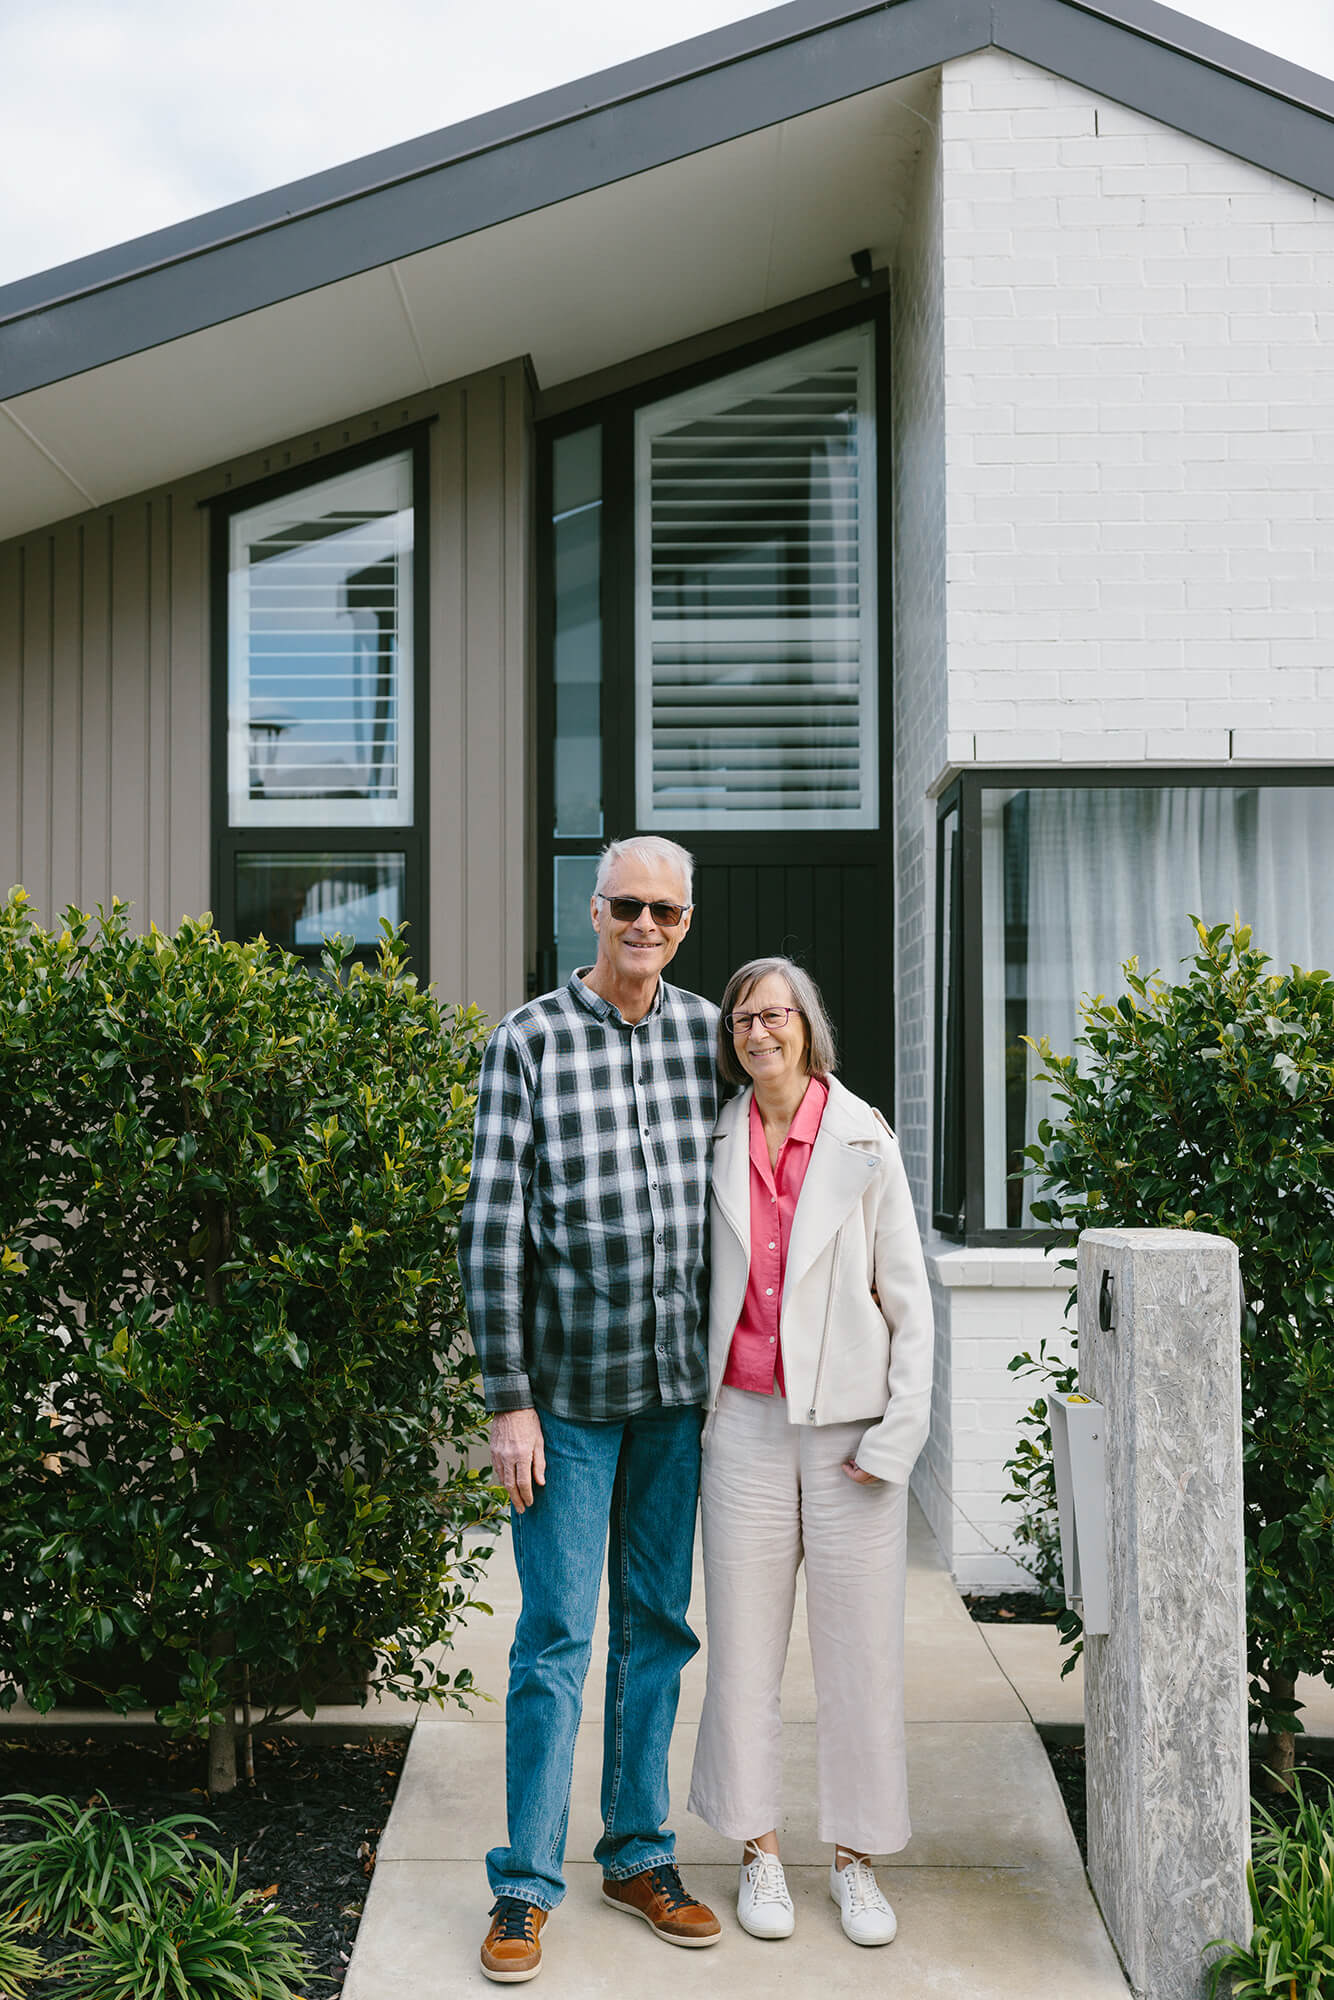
208;425;431;976
535;299;894;1033
934;764;1334;1245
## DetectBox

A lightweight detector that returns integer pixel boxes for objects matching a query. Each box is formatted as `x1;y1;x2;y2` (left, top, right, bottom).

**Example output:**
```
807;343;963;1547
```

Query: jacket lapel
711;1090;752;1256
782;1122;878;1293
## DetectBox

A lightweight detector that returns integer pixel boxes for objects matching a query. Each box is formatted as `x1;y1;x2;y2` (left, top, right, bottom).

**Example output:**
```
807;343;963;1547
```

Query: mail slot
1048;1392;1109;1635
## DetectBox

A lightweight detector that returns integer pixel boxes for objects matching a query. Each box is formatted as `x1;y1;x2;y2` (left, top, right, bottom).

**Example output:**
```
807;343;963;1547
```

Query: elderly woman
687;956;933;1947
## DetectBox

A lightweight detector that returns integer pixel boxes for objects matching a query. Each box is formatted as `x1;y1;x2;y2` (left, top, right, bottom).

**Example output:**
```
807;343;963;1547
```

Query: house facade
2;0;1331;1586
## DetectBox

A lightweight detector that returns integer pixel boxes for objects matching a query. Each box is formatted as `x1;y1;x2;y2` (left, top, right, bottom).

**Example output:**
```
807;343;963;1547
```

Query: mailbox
1048;1392;1109;1635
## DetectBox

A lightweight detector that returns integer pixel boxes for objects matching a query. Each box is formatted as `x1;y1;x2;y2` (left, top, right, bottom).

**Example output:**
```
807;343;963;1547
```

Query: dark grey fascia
2;0;1332;406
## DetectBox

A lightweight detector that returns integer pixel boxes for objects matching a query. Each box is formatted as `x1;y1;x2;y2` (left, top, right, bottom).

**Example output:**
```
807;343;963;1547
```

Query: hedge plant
0;890;502;1789
1018;920;1334;1783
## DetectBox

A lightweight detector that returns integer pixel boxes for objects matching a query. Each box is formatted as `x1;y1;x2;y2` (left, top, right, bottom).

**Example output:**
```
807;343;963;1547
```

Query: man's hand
491;1408;546;1514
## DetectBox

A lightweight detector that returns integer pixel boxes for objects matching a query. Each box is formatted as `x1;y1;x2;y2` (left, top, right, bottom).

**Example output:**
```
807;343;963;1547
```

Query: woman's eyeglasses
726;1006;801;1034
597;894;690;928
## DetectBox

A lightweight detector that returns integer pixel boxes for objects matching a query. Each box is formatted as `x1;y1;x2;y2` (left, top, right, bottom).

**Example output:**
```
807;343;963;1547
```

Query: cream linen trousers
687;1386;911;1854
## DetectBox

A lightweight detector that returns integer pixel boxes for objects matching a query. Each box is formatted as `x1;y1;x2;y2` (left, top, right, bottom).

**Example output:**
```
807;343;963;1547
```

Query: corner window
634;325;878;831
212;434;428;971
935;773;1334;1241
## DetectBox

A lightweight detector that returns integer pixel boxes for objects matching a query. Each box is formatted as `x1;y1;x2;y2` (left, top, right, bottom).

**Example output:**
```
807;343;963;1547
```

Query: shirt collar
570;969;666;1027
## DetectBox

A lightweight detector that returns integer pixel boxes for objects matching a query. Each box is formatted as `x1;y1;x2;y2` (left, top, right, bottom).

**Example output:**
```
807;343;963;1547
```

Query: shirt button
769;1337;775;1345
768;1241;776;1250
765;1287;774;1297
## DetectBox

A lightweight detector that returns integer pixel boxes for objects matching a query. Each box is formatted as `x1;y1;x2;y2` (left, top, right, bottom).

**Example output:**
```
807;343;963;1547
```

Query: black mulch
1042;1738;1334;1869
0;1732;405;1993
962;1590;1062;1623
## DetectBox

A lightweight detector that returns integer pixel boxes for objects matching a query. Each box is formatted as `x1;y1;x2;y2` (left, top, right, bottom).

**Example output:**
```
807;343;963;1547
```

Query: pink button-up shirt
722;1076;829;1398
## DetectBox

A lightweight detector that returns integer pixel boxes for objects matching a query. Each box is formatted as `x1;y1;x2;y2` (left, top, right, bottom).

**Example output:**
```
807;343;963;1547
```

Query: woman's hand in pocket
840;1458;882;1485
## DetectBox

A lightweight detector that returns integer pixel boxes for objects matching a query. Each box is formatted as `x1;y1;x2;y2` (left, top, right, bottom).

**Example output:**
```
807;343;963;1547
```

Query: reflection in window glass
554;855;600;985
553;428;603;837
980;785;1334;1228
635;325;877;831
227;453;413;829
235;853;406;956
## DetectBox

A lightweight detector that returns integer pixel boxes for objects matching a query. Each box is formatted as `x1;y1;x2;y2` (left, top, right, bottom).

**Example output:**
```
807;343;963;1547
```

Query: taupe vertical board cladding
464;371;508;1015
429;386;469;1009
167;492;209;928
147;498;173;925
0;538;21;887
49;520;83;910
0;360;534;988
20;534;53;916
429;359;533;1023
108;502;150;918
79;516;113;916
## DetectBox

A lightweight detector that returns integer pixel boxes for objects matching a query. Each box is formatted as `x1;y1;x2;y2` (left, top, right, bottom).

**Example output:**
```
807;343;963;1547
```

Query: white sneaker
737;1847;795;1939
829;1857;897;1946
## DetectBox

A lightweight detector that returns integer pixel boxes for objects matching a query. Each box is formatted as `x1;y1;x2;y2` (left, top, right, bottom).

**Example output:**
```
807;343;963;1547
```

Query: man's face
589;856;693;989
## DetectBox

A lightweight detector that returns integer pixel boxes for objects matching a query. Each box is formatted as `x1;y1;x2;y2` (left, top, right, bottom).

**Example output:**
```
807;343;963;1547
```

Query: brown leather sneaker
480;1898;546;1982
601;1863;722;1947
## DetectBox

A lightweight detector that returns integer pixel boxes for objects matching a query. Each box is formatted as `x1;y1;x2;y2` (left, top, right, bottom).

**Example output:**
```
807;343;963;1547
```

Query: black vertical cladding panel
671;856;890;1113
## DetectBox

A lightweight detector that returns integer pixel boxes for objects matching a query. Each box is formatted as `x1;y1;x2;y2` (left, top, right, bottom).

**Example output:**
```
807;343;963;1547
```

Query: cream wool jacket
703;1075;935;1486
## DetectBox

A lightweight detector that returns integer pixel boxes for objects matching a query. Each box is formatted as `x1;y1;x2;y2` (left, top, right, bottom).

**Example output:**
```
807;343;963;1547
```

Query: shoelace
490;1899;538;1941
645;1864;699;1914
745;1848;793;1909
840;1857;890;1916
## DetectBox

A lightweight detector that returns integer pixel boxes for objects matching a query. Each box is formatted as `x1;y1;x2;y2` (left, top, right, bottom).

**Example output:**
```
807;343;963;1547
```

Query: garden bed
0;1731;404;1993
962;1591;1061;1624
1039;1736;1334;1870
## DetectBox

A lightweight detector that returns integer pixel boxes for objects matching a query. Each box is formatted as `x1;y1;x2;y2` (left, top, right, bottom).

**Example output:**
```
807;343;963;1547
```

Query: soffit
0;74;931;540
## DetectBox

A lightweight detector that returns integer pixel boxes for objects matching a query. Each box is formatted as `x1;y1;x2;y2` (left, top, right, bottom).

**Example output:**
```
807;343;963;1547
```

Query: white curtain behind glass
990;787;1334;1228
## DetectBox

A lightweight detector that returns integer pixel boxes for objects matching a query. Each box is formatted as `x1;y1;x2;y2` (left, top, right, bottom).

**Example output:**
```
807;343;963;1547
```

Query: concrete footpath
344;1497;1131;1998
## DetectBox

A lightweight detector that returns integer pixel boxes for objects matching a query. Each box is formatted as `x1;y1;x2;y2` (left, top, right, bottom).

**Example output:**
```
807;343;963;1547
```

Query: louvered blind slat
636;328;876;830
227;454;414;830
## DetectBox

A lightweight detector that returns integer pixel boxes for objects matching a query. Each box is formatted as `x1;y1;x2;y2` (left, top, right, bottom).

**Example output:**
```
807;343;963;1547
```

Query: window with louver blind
226;452;413;828
635;325;877;830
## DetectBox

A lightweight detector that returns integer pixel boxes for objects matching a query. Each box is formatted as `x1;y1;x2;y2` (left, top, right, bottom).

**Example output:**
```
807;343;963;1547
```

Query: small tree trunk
1261;1669;1297;1793
208;1623;237;1794
209;1708;237;1794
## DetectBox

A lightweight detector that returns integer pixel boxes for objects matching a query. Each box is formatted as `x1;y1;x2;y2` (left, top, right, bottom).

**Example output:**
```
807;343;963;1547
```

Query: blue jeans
485;1402;703;1910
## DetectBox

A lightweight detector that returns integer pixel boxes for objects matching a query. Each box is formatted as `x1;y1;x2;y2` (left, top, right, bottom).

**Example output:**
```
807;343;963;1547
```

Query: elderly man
460;834;722;1984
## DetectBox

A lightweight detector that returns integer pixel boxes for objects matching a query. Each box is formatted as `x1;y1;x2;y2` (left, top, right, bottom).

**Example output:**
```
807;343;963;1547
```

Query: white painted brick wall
889;81;957;1564
940;49;1334;765
891;72;947;1230
931;1254;1072;1591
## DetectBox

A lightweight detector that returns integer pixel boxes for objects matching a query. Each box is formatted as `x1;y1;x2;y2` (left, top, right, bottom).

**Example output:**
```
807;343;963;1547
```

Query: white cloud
0;0;1331;289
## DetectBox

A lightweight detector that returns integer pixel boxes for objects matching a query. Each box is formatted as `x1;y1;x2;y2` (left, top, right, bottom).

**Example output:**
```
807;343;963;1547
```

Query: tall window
212;436;427;971
634;325;877;831
935;774;1334;1240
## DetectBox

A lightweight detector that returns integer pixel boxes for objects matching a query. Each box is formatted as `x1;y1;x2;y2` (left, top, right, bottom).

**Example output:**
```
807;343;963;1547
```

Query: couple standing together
459;834;933;1984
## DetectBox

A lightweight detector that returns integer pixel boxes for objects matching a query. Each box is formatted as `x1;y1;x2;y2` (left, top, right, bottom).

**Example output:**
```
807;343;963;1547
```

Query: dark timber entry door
540;306;893;1114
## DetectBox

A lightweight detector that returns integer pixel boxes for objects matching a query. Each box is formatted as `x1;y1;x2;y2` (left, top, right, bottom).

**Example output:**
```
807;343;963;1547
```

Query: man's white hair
594;836;695;904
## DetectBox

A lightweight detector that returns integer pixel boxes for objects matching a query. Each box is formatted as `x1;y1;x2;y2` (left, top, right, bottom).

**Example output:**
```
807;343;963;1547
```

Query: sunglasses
597;894;691;928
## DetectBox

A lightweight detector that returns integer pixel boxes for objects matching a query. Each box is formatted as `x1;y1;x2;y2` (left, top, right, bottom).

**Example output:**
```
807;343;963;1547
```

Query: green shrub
0;891;503;1787
1206;1771;1334;1999
0;1793;209;1933
1019;920;1334;1777
62;1853;310;2000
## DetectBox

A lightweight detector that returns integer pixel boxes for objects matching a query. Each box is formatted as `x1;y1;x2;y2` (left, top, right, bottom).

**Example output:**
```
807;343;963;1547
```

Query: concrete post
1078;1228;1250;2000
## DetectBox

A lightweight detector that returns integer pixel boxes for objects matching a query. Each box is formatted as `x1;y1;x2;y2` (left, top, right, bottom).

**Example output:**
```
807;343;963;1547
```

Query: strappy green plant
1206;1771;1334;1999
61;1852;312;2000
0;1916;45;1998
0;1792;212;1934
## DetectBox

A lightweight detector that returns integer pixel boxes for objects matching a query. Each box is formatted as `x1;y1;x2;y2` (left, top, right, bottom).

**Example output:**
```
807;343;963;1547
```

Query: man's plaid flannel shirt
459;971;721;1422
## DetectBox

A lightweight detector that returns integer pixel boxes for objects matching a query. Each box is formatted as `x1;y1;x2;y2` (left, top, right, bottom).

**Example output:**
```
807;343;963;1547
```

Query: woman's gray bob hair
717;956;839;1087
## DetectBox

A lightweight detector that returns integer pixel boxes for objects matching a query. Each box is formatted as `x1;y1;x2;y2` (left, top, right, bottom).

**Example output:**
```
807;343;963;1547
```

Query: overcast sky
1;0;1331;290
